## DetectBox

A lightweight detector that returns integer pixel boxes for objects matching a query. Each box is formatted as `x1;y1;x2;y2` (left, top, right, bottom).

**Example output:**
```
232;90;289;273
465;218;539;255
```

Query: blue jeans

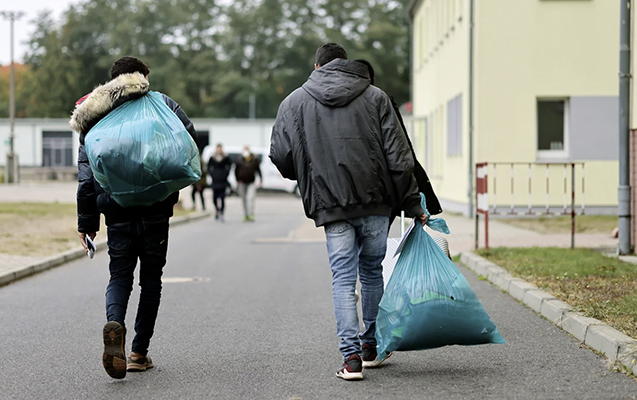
105;215;169;356
324;215;389;359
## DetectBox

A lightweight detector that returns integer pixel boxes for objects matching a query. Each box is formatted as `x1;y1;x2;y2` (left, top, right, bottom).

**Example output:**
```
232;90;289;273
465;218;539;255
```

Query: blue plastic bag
376;194;505;360
85;91;201;208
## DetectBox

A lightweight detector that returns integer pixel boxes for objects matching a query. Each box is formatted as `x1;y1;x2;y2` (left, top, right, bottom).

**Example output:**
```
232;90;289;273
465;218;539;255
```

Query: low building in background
0;118;275;181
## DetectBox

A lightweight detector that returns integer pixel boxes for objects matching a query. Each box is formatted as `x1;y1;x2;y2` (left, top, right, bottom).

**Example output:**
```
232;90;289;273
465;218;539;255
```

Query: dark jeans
191;185;206;210
105;215;170;356
213;188;226;213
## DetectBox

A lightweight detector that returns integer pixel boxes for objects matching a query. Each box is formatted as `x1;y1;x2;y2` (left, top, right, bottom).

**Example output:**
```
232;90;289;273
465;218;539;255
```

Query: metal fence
475;162;585;250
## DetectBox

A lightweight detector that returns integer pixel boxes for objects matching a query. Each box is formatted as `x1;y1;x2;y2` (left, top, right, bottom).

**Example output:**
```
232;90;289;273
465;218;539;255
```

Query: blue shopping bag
85;91;201;208
376;194;505;361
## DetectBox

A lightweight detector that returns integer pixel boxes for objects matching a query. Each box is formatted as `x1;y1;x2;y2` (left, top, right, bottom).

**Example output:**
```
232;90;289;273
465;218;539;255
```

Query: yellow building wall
475;0;618;160
412;0;470;208
411;0;619;211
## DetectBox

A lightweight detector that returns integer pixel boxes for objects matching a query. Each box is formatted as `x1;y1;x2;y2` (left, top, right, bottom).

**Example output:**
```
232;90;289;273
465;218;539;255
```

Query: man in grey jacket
270;43;427;380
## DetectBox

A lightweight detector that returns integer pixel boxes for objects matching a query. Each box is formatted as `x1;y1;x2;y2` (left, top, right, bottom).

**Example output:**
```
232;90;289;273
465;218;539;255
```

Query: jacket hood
302;59;370;107
69;72;149;136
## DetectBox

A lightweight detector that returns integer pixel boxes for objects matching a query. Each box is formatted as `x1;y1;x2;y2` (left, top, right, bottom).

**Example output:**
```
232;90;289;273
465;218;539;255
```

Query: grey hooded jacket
269;59;424;227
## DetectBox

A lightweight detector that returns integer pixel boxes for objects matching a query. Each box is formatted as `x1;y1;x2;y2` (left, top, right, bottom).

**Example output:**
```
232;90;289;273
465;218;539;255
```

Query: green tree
20;0;412;119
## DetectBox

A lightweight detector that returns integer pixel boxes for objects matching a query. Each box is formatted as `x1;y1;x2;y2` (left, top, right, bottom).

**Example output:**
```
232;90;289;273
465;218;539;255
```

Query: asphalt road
1;196;636;400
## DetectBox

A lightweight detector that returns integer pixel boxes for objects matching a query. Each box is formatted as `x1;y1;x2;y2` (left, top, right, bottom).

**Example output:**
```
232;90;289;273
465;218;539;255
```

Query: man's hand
418;214;429;227
79;232;97;253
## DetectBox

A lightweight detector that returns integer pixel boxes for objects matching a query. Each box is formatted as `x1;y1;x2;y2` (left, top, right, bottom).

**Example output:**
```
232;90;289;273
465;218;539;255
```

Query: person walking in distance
235;145;262;222
270;43;427;381
190;153;207;211
207;143;231;221
71;56;196;379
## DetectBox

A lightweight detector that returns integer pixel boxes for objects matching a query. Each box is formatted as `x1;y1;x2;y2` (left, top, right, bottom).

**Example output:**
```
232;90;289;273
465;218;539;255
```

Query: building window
42;131;73;167
537;99;568;158
447;94;462;156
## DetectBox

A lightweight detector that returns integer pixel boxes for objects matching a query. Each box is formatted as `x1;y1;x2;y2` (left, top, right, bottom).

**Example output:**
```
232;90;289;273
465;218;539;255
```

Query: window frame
536;97;570;161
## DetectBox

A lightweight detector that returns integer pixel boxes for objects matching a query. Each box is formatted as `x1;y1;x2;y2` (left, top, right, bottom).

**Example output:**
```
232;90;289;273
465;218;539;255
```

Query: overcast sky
0;0;79;65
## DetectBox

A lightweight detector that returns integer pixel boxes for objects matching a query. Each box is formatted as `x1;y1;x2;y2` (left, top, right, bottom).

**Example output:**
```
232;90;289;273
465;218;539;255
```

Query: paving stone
561;312;604;342
585;325;636;361
522;290;555;313
486;265;508;279
509;280;539;301
491;273;515;291
540;299;572;325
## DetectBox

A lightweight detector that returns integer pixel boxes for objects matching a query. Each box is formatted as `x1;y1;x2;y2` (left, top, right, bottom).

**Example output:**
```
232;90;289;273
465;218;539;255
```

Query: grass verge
477;247;637;339
0;203;81;257
497;215;617;235
0;202;194;257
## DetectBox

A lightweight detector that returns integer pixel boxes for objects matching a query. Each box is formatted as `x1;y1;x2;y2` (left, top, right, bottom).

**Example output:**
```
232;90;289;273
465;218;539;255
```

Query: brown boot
102;321;127;379
127;353;154;372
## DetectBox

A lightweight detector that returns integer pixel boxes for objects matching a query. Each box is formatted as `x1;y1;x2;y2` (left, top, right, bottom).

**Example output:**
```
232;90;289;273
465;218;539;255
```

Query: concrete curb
460;251;637;375
0;212;211;288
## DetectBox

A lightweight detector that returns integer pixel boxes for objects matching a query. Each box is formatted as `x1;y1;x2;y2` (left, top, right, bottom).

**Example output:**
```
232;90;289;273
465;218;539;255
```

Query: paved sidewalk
0;182;77;203
0;254;42;274
441;212;617;254
273;211;618;255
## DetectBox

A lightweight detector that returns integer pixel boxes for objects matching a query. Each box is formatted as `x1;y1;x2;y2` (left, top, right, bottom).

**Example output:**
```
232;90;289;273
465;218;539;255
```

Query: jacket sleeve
269;105;297;180
206;157;215;176
379;93;424;218
161;94;198;141
390;97;443;215
77;144;101;233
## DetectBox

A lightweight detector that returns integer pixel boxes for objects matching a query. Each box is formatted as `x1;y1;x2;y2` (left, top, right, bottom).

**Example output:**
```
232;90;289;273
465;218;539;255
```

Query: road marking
162;277;209;283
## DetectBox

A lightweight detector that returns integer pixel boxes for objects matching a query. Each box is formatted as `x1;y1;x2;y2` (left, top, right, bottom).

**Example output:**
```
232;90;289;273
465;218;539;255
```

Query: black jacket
207;155;231;190
70;72;197;233
269;59;424;227
390;97;442;216
235;155;262;184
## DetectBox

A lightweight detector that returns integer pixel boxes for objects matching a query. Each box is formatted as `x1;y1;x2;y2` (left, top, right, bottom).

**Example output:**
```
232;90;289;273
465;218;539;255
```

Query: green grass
497;215;617;234
478;247;637;339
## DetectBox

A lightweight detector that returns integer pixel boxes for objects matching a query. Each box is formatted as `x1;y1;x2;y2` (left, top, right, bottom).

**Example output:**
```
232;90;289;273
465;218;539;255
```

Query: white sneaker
336;354;364;381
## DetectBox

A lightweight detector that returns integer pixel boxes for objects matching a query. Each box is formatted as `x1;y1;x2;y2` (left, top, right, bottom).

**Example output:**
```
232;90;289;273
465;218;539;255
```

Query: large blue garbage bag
376;193;505;361
85;91;201;208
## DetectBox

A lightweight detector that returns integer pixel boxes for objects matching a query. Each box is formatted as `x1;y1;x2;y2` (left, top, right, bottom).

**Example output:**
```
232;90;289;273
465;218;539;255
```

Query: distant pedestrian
190;154;207;211
71;56;197;379
207;144;231;221
270;43;427;381
235;145;262;222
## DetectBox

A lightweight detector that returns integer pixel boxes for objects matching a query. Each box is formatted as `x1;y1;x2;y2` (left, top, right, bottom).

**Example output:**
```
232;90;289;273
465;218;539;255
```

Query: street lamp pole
1;11;25;184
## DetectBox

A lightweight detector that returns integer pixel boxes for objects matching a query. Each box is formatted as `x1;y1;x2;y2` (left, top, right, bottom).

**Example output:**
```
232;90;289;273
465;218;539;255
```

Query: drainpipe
467;0;475;218
619;0;632;254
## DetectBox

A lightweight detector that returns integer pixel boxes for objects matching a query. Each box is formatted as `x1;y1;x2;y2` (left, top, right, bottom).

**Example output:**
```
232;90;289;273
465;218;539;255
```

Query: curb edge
460;251;637;376
0;211;211;288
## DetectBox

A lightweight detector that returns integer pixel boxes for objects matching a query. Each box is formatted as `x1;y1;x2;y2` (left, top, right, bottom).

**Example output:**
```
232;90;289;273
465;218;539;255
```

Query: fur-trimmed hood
70;72;149;137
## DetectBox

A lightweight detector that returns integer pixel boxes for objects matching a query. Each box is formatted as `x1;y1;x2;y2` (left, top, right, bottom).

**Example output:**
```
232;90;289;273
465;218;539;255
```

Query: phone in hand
85;236;96;259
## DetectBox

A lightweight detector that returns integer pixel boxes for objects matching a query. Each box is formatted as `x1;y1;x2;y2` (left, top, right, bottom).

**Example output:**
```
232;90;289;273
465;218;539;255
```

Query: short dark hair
355;59;375;85
110;56;150;79
315;43;348;67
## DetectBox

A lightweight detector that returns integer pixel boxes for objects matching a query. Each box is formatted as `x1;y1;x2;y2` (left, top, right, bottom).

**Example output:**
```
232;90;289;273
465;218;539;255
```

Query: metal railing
475;162;585;250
